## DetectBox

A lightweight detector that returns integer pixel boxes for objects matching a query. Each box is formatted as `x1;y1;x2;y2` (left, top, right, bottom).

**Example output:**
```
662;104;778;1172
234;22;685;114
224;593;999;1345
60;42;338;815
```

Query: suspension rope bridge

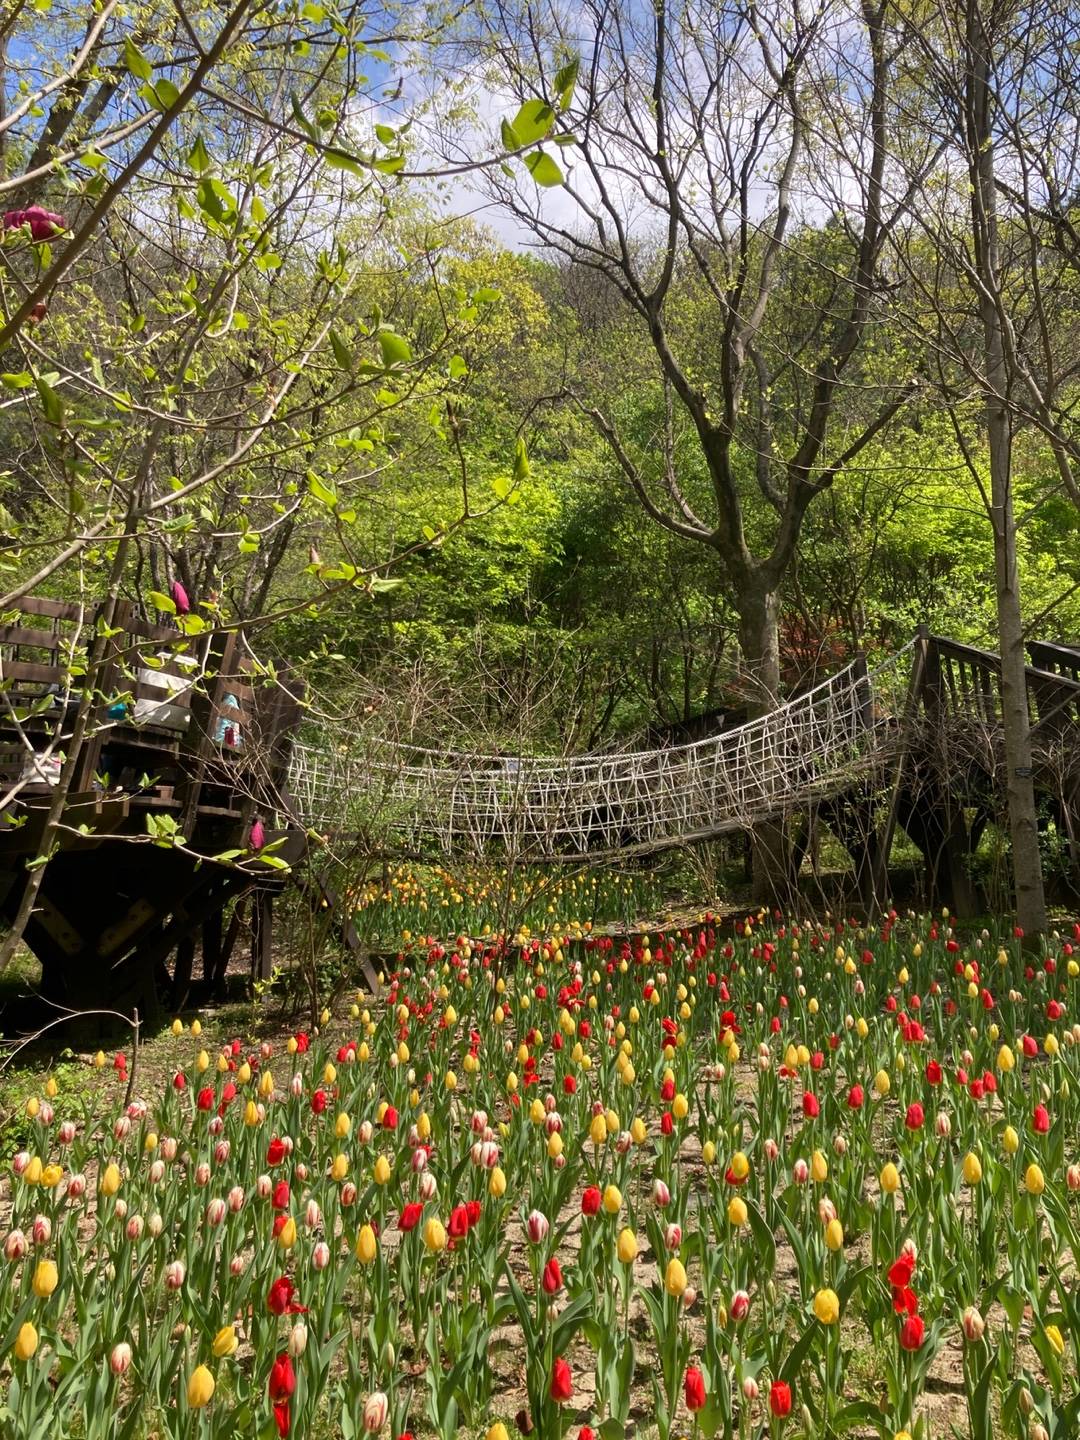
286;642;918;860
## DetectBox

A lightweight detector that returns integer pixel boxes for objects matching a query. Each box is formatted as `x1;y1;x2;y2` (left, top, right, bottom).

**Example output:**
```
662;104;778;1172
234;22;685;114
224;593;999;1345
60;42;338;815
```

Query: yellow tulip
873;1069;890;1098
616;1228;638;1264
672;1093;689;1120
664;1257;688;1296
14;1322;38;1361
489;1166;507;1198
1003;1125;1019;1155
277;1217;297;1249
997;1044;1015;1072
702;1140;716;1166
1025;1163;1045;1196
727;1197;748;1228
373;1155;392;1186
32;1260;58;1297
213;1325;238;1358
602;1184;622;1215
335;1113;351;1138
880;1163;900;1194
962;1152;982;1185
1045;1324;1065;1357
825;1218;844;1252
356;1224;378;1263
589;1113;607;1146
100;1163;121;1197
423;1217;447;1253
24;1156;42;1186
331;1154;349;1183
630;1117;647;1145
811;1150;828;1183
813;1288;840;1325
729;1150;749;1181
187;1364;215;1408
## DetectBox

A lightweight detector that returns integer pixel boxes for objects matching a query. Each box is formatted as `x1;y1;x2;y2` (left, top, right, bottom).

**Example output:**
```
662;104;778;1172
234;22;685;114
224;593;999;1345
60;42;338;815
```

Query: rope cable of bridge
285;640;916;857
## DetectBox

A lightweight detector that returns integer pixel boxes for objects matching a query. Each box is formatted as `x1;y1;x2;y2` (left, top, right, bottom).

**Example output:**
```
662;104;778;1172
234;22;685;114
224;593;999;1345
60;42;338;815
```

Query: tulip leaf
778;1315;820;1387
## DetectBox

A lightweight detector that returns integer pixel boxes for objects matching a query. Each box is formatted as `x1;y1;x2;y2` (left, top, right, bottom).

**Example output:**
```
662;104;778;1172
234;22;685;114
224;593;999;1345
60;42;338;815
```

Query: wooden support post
251;888;273;983
866;627;929;916
202;905;223;984
173;934;195;1010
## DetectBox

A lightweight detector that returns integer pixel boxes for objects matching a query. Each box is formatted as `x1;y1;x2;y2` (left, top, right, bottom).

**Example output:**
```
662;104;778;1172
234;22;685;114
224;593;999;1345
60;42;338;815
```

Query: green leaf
375;123;396;144
368;576;404;594
474;288;502;304
330;331;354;372
324;148;366;176
187;135;211;174
524;150;563;187
307;472;338;508
373;154;405;175
148;591;176;615
448;353;468;379
35;375;64;427
124;37;152;80
500;118;519;151
513;437;530;484
377;330;412;367
1;372;34;389
512;98;555;145
554;56;580;108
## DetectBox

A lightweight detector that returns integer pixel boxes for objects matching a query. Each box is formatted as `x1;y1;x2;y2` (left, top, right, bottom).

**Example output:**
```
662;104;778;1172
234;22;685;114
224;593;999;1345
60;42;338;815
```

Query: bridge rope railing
286;642;917;858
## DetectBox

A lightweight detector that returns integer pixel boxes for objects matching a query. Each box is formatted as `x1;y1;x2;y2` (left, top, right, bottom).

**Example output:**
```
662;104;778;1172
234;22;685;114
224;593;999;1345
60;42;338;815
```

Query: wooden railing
924;633;1080;741
0;594;302;829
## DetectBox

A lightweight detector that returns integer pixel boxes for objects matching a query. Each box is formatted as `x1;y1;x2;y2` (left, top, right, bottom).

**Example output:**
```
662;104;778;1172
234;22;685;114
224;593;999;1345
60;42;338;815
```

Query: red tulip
769;1380;792;1417
267;1277;306;1316
272;1181;290;1210
550;1357;573;1403
268;1137;286;1166
802;1091;820;1118
847;1084;864;1109
269;1352;296;1436
925;1060;942;1085
399;1203;424;1232
905;1103;924;1130
684;1365;706;1412
449;1204;470;1239
581;1186;602;1216
1033;1104;1050;1134
542;1257;563;1295
900;1314;925;1351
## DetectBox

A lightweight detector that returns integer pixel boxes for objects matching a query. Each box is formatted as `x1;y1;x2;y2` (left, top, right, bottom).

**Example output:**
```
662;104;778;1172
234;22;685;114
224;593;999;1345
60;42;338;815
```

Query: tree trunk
967;6;1047;937
737;582;794;905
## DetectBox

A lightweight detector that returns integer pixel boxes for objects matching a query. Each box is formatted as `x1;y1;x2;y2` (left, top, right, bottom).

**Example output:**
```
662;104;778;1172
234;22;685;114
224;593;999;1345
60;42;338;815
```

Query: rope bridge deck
287;643;916;859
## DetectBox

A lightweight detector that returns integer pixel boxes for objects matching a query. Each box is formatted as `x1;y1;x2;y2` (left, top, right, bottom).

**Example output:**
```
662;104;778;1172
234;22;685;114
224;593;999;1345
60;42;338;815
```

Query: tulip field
2;911;1080;1440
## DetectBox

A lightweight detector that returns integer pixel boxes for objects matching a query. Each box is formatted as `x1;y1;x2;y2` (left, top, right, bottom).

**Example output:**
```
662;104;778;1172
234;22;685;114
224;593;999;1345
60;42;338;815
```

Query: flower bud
363;1391;389;1433
962;1306;985;1342
4;1229;27;1260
